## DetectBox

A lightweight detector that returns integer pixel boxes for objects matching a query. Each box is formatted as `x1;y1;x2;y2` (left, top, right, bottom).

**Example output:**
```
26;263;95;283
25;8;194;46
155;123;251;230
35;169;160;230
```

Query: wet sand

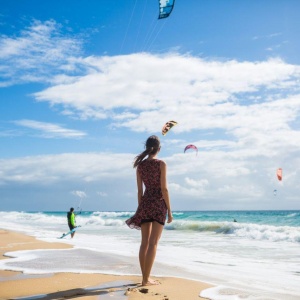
0;229;212;299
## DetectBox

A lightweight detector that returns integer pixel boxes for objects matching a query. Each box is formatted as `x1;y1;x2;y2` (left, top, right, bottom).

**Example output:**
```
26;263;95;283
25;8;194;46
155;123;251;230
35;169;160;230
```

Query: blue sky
1;0;300;211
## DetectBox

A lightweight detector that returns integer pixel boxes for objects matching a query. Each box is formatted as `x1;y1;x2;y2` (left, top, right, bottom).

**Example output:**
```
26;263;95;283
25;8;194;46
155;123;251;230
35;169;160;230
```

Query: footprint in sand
139;288;149;294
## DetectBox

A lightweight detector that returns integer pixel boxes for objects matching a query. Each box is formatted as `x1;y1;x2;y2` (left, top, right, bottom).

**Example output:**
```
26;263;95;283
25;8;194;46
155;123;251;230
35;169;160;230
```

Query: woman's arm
160;161;173;223
136;167;143;205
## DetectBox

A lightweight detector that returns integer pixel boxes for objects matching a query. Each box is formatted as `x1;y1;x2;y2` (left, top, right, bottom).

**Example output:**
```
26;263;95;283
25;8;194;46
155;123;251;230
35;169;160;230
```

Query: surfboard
58;225;81;239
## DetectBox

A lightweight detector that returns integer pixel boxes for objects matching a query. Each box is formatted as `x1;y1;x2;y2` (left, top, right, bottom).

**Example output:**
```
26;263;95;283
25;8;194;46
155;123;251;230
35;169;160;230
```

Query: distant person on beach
126;135;173;286
67;207;77;238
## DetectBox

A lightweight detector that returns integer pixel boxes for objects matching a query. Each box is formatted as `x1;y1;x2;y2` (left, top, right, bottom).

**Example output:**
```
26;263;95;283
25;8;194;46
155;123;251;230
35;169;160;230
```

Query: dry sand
0;229;212;300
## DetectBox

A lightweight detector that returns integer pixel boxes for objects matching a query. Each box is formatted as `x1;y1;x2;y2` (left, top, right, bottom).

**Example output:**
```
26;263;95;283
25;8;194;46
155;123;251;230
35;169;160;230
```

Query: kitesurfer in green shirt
67;207;76;238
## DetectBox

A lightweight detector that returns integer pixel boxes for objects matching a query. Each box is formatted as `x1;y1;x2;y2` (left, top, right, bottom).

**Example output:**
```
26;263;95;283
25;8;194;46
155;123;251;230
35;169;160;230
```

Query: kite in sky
184;144;198;155
162;120;178;136
277;168;282;181
158;0;176;19
274;168;282;196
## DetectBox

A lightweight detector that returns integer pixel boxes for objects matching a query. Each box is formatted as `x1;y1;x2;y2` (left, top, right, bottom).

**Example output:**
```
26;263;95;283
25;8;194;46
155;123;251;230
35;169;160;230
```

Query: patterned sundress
125;159;167;230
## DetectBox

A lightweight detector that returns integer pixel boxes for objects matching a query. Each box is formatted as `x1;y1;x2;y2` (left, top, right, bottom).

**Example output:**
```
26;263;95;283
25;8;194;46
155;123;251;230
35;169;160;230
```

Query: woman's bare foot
141;279;159;286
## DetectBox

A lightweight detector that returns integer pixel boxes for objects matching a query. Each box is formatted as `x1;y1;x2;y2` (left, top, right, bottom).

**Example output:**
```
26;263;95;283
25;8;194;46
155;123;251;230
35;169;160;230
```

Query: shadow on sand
12;280;139;300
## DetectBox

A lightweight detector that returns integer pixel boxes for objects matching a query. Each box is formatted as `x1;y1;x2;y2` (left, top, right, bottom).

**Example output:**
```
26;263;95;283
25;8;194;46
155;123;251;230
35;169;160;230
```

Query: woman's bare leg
141;221;164;286
140;222;151;276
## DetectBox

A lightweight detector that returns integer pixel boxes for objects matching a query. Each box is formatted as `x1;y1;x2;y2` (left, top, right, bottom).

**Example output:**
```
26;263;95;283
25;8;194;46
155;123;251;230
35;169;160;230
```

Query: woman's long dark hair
133;135;161;168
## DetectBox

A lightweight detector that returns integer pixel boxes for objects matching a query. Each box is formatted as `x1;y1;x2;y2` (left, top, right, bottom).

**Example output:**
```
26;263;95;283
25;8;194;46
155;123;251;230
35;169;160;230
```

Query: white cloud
13;119;86;138
0;20;83;86
252;32;282;40
185;177;209;188
34;54;300;113
0;149;299;210
32;54;300;140
97;191;108;197
71;190;87;198
0;153;134;185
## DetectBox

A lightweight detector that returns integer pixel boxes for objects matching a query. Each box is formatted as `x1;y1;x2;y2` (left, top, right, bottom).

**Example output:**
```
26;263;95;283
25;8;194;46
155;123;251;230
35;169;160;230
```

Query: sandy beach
0;229;212;300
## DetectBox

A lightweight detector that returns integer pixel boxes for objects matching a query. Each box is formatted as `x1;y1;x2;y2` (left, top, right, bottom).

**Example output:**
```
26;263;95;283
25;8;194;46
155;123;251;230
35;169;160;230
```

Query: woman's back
138;159;161;190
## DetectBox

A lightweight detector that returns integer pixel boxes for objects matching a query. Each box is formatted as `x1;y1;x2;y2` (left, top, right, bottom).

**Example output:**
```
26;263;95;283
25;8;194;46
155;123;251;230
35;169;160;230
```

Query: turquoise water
40;209;300;226
166;210;300;227
17;210;300;243
38;210;300;239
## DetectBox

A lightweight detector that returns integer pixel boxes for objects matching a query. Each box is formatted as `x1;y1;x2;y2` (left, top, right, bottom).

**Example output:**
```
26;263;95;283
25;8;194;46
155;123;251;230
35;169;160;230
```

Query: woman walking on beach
126;135;173;286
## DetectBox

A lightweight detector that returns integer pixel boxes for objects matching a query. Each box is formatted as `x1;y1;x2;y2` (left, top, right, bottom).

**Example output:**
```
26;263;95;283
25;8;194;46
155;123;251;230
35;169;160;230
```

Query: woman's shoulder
158;159;166;166
139;158;166;166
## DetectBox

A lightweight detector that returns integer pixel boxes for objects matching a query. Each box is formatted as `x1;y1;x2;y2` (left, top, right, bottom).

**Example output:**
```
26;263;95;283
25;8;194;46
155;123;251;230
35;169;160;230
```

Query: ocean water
0;210;299;300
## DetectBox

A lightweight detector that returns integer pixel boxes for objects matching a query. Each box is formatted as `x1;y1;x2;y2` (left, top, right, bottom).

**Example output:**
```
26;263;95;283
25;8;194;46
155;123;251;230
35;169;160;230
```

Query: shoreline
0;229;212;299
